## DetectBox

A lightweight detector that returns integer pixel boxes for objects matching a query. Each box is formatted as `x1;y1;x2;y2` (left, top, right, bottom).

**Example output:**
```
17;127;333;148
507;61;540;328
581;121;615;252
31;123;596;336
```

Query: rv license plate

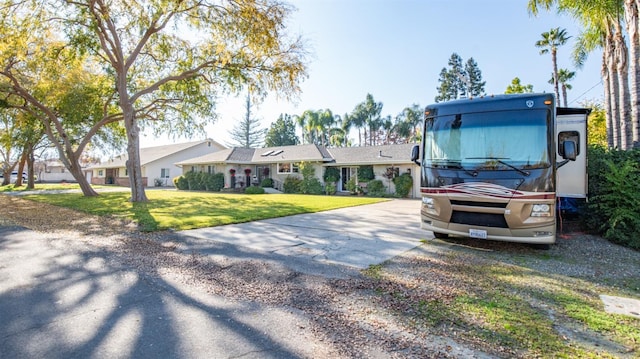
469;229;487;239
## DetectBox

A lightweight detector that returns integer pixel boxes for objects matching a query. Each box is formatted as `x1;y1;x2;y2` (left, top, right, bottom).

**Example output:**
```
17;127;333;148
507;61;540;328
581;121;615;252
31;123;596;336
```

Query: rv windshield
424;109;551;170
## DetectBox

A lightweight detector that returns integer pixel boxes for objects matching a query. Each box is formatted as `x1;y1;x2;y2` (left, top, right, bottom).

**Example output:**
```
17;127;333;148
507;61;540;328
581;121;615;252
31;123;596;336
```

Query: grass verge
364;247;640;358
22;190;385;231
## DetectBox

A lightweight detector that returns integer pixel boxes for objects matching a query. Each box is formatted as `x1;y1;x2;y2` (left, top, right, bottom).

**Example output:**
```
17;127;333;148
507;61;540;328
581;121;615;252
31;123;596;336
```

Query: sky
140;0;604;148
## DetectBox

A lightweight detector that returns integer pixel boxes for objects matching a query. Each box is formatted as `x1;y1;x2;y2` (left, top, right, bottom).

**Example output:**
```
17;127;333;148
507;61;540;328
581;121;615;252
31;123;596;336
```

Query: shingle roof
251;144;332;163
328;143;416;165
175;143;417;167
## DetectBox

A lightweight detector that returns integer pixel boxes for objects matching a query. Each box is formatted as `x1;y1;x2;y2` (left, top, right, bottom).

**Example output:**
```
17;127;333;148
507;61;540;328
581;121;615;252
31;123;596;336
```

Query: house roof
175;147;255;165
328;143;416;165
251;144;332;163
175;143;417;167
92;139;223;169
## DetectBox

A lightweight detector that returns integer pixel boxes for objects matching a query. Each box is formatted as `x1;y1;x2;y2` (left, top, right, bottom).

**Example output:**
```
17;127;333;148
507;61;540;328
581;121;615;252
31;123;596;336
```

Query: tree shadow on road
0;226;325;358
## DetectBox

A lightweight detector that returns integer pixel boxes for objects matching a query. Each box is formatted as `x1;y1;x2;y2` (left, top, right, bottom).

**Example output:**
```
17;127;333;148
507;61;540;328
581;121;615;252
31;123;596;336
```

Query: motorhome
410;93;590;245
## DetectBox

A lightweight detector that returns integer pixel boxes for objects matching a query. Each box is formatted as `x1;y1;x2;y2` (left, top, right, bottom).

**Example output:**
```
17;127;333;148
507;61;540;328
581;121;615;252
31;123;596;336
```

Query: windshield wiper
431;160;478;177
466;157;530;176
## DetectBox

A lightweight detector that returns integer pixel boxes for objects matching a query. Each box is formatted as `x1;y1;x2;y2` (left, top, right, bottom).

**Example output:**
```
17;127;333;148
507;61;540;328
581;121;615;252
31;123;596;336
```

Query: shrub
323;167;340;183
206;173;225;192
299;162;323;195
358;165;375;182
325;182;336;195
367;179;386;197
393;172;413;198
283;176;302;193
174;176;188;190
584;146;640;249
260;178;274;188
244;186;265;194
300;177;323;194
346;177;357;194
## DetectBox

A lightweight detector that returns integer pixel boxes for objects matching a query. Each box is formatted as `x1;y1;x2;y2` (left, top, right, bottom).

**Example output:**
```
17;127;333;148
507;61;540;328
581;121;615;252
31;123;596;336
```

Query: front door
340;167;355;192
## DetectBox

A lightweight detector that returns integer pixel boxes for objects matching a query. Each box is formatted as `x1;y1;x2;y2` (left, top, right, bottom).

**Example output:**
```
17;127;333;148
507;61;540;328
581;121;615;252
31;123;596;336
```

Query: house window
98;170;104;176
278;163;290;173
161;168;170;178
190;166;196;172
385;167;399;179
278;162;300;174
207;165;214;174
125;168;128;176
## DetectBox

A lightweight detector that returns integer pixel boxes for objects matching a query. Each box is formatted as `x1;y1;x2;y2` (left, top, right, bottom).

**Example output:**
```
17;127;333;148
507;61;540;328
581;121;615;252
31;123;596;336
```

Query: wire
569;80;603;105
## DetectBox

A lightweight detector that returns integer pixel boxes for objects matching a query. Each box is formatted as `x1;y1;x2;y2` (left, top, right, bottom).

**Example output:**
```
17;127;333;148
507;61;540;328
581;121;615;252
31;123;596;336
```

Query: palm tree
528;0;636;149
340;113;353;147
548;69;576;106
536;27;571;103
624;0;640;146
316;109;336;146
293;114;306;144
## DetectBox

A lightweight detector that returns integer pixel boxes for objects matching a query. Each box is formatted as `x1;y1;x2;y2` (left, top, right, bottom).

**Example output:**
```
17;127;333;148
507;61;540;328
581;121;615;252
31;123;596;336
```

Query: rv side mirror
411;144;420;165
562;140;577;161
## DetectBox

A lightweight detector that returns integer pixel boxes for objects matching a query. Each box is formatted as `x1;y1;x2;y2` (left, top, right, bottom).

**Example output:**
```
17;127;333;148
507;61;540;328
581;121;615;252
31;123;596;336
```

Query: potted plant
244;168;252;187
229;168;236;188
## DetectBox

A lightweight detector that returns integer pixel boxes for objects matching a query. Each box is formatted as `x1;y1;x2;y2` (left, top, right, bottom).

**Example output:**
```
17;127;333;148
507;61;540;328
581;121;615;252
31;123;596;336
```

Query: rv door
556;109;590;198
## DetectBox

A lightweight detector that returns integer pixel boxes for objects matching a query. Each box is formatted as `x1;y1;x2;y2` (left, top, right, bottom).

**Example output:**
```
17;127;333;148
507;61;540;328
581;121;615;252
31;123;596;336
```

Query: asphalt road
0;199;431;359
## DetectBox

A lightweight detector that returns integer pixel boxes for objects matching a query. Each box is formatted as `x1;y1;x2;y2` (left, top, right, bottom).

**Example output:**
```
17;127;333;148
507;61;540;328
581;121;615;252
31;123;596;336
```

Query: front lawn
23;190;385;231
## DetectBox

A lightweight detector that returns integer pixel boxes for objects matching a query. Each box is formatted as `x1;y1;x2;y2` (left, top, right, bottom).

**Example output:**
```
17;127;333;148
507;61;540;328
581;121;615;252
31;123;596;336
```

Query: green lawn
22;189;386;231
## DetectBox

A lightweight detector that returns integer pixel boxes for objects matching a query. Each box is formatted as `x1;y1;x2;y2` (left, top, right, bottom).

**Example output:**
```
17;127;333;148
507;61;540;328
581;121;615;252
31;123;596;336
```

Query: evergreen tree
435;68;454;103
435;53;484;102
229;93;266;148
264;114;299;147
465;57;486;97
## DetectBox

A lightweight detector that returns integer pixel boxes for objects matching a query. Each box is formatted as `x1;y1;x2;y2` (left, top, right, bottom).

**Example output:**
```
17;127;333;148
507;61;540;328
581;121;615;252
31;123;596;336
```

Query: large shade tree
3;0;308;202
0;12;124;196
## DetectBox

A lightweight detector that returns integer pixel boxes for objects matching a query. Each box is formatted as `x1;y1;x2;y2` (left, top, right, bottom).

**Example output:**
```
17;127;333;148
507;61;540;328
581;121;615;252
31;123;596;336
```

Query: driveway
177;199;427;274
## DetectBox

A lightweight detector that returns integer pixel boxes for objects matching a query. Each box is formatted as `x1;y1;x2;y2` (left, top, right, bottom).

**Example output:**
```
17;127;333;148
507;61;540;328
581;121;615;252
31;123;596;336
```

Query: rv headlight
422;196;435;209
531;203;552;217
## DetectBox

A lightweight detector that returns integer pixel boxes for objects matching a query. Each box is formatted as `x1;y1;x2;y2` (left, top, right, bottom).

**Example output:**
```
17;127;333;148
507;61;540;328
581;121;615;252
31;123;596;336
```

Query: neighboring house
36;159;78;183
88;139;225;187
176;143;420;197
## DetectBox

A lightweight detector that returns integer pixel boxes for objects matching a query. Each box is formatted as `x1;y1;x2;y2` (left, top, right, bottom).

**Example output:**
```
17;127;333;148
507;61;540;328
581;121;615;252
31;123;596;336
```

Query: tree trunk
604;27;621;149
14;151;27;187
602;49;614;148
60;147;99;196
26;146;35;190
41;119;99;196
124;111;148;202
552;49;560;104
615;22;633;150
626;0;640;146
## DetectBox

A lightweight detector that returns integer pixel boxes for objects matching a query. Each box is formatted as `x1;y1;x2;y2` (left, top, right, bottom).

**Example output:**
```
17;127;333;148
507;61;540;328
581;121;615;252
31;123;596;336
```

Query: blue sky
141;0;604;148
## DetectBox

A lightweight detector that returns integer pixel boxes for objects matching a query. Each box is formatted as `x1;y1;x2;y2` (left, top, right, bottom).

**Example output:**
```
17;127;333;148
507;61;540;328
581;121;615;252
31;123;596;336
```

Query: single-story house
36;159;78;182
176;143;420;197
87;139;225;187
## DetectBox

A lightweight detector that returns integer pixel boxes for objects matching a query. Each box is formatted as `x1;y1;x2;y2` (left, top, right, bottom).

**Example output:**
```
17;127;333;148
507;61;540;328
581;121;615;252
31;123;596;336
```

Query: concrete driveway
178;199;427;273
